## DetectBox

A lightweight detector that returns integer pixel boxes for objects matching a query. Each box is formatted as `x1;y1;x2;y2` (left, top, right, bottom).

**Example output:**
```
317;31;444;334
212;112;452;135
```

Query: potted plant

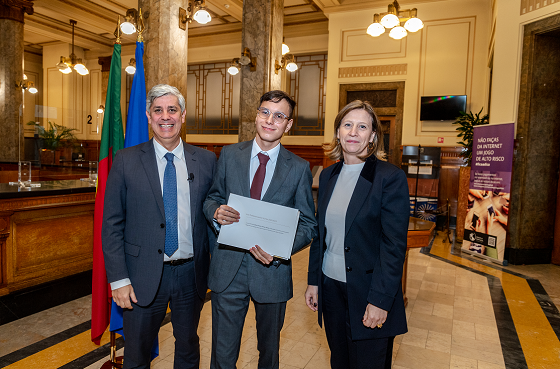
452;108;489;166
27;121;78;165
452;108;489;241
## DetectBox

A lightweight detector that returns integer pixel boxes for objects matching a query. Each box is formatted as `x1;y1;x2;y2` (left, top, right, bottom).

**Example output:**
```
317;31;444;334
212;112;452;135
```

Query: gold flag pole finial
137;8;145;42
114;15;122;44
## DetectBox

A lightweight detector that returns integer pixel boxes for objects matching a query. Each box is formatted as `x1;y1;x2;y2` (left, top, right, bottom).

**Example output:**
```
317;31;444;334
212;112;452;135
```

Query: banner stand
461;248;509;266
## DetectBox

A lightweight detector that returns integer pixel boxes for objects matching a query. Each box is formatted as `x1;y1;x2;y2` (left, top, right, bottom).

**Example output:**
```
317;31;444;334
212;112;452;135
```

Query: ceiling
23;0;438;56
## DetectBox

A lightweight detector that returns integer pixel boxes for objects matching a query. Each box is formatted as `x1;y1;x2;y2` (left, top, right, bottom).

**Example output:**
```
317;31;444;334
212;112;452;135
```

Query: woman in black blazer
305;100;410;369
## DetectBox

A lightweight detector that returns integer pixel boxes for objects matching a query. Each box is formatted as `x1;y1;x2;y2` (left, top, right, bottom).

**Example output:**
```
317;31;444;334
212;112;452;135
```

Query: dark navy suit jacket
307;155;409;340
102;139;216;305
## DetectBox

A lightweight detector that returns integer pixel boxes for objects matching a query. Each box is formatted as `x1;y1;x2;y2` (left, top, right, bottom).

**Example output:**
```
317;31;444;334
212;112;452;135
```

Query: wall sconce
366;0;424;40
125;58;136;74
275;54;298;74
97;105;104;114
120;8;138;34
179;0;212;29
227;48;256;75
18;80;38;94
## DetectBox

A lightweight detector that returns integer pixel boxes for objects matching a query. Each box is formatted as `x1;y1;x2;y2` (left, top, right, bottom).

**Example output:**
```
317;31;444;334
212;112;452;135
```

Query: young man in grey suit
102;84;216;369
203;90;317;369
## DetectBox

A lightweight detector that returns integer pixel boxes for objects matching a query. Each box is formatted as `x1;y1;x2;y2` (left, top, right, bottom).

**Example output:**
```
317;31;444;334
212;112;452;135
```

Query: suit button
344;247;350;252
160;223;165;228
346;267;352;272
158;249;162;254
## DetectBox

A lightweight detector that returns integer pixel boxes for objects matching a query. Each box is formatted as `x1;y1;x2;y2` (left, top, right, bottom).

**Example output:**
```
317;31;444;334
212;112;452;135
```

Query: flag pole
100;15;124;369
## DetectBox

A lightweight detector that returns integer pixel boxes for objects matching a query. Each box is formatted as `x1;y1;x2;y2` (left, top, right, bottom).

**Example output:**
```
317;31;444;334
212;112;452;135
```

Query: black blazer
102;139;217;305
307;156;410;340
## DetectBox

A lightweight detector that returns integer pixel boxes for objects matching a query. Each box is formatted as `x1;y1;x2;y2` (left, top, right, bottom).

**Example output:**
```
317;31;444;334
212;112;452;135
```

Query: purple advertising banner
462;123;514;263
470;123;515;193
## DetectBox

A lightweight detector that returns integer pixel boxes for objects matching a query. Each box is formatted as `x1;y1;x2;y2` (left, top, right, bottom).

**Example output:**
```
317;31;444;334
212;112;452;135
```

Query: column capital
98;56;112;72
0;0;34;23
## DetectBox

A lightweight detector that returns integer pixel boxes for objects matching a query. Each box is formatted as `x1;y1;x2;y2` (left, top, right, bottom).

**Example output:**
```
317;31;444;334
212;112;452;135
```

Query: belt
164;257;194;266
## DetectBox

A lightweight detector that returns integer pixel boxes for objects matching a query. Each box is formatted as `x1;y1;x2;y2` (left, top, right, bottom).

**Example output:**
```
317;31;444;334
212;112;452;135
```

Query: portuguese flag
91;43;124;345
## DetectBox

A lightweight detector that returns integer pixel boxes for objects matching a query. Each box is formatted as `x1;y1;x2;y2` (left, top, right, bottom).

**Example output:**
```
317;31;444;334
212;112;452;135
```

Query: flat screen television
420;95;467;121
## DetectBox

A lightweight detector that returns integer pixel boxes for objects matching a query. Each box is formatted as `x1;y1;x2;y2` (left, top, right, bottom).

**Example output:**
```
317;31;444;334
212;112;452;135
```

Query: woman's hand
362;303;387;329
305;285;319;312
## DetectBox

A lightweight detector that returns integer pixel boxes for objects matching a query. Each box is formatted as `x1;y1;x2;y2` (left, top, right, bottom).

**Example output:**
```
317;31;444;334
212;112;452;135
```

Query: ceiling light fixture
367;0;424;40
125;58;136;74
57;20;89;75
275;54;298;74
179;0;212;29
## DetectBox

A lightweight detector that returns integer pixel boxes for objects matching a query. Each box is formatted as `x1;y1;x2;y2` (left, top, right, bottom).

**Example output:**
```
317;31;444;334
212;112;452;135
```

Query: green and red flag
91;42;124;345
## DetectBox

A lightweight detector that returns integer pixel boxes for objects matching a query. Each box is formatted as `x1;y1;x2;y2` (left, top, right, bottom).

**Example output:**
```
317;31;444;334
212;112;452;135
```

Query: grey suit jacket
102;139;216;306
203;140;317;303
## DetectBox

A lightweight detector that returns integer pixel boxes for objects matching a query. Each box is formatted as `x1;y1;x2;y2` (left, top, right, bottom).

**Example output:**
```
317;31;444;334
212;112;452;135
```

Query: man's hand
213;205;240;225
112;284;137;309
362;303;387;329
305;285;319;312
250;245;273;265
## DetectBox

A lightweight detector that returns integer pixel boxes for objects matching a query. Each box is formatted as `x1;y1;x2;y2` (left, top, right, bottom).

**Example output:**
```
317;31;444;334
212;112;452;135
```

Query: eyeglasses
256;107;289;124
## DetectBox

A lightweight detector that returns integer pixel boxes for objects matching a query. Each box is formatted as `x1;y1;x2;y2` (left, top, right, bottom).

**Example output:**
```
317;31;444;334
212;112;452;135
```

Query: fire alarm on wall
437;137;444;143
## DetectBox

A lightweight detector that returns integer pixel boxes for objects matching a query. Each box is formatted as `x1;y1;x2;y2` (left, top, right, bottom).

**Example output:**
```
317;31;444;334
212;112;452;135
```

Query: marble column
0;0;33;162
139;0;189;138
238;0;284;142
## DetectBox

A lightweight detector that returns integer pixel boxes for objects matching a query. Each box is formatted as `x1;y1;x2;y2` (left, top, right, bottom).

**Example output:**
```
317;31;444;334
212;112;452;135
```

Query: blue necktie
163;153;178;257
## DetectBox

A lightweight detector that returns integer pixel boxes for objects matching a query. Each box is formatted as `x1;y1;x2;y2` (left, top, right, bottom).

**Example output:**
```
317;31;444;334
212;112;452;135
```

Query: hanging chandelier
366;0;424;40
56;20;89;75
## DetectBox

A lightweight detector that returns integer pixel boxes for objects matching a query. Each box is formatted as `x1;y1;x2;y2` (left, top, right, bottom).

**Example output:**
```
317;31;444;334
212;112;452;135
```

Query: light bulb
193;8;211;24
60;66;72;74
120;21;136;35
125;65;136;74
367;22;385;37
404;17;424;32
380;13;399;29
227;65;239;75
282;43;290;55
28;86;38;94
286;62;298;72
389;26;407;40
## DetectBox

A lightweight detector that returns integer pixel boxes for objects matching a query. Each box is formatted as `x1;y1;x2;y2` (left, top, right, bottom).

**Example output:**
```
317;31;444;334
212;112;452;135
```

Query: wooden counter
403;217;436;306
0;180;96;296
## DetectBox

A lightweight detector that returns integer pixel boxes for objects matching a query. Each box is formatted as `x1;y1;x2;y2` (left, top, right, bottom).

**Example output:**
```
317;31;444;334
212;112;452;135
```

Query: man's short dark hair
259;90;296;119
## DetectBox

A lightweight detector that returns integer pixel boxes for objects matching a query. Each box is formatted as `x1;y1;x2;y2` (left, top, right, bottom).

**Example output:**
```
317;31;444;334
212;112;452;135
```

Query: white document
217;193;300;260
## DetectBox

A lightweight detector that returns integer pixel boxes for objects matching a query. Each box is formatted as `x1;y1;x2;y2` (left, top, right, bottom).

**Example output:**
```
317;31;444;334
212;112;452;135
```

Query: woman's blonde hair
324;100;385;162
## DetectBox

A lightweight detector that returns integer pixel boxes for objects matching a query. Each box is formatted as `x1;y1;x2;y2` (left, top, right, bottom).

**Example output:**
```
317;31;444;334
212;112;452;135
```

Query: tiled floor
2;232;560;368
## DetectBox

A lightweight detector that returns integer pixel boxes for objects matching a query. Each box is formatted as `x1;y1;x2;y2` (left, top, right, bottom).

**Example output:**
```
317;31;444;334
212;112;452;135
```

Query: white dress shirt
250;139;281;199
110;139;193;291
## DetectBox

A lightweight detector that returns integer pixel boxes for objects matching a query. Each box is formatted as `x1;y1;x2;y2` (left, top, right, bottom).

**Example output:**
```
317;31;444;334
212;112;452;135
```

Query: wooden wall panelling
439;147;465;218
0;200;94;296
0;212;10;288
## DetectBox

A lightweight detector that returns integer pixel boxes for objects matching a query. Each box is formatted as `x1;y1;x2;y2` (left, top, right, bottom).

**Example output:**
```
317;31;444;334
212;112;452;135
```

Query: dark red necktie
250;153;270;200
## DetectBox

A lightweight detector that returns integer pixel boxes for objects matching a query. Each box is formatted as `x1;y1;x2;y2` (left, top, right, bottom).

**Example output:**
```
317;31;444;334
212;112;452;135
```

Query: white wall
489;0;560;128
324;0;492;147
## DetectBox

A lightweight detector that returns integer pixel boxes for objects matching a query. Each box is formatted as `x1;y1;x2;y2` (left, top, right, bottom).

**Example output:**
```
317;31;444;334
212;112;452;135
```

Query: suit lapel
345;157;377;236
319;161;342;241
262;145;291;202
184;142;199;230
140;139;165;218
235;141;252;198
